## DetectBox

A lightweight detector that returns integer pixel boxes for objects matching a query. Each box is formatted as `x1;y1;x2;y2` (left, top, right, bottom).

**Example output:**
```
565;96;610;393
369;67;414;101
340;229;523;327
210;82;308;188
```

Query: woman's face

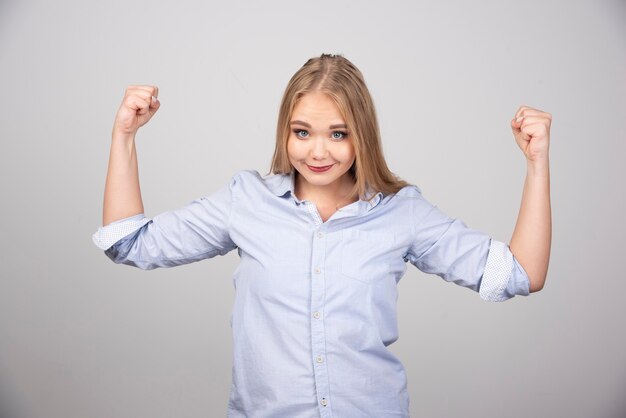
287;91;356;197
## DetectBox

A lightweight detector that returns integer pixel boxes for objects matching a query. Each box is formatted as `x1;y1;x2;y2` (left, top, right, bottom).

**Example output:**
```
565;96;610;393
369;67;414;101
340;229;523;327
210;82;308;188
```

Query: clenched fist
113;85;160;137
511;105;551;163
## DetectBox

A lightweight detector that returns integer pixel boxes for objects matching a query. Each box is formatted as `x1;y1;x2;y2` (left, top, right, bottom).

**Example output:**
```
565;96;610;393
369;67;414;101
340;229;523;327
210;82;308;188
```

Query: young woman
93;54;551;417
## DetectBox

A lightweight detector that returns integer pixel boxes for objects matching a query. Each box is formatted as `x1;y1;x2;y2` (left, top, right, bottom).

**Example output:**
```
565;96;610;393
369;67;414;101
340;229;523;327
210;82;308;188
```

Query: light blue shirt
92;169;529;418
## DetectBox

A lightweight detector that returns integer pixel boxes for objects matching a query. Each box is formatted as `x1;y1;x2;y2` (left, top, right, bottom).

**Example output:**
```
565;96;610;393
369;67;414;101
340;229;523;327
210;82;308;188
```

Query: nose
311;136;328;160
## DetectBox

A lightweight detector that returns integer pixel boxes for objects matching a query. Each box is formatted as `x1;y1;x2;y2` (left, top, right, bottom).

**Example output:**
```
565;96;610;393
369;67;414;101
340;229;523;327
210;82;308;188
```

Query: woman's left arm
508;106;552;293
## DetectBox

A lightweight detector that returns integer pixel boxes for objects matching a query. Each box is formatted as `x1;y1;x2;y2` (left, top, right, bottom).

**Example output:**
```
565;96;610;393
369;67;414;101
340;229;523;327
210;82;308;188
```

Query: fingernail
151;96;158;104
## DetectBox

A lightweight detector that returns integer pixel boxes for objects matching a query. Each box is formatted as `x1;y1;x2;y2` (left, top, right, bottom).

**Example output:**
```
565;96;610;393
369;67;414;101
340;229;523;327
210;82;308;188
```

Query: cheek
336;143;356;162
286;137;302;159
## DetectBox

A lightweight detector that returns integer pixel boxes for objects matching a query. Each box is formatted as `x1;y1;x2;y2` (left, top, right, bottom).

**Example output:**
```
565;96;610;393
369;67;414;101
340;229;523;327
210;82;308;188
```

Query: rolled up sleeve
92;213;151;251
479;240;530;301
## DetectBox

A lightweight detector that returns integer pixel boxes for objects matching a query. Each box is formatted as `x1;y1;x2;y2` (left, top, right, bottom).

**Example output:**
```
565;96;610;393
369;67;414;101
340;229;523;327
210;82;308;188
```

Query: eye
331;131;347;141
294;129;309;139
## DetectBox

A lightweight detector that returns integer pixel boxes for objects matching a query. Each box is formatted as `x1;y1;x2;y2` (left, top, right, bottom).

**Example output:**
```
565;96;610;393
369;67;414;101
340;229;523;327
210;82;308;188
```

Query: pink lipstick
307;164;333;173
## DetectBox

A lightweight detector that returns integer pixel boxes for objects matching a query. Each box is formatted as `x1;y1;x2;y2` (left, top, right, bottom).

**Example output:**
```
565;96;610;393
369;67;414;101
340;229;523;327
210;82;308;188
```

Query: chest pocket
340;229;394;284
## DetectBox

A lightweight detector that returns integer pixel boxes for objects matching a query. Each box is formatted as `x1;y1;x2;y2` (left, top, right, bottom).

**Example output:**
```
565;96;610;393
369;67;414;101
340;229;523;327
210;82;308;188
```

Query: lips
307;164;333;172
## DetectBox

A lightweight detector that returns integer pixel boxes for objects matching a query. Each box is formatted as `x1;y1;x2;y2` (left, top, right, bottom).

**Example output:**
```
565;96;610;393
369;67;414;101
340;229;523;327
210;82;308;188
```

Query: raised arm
508;106;552;293
103;86;160;226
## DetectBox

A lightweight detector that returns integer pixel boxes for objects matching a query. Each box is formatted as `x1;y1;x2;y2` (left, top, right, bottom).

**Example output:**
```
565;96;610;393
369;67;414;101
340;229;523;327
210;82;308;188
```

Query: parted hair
269;53;411;201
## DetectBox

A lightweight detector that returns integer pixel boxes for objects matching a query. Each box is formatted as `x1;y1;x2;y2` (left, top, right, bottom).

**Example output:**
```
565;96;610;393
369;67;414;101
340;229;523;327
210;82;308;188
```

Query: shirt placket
303;201;333;418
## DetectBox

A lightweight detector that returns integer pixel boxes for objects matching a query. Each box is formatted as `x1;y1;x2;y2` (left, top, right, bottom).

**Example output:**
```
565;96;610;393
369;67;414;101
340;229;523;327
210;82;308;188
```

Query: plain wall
0;0;625;417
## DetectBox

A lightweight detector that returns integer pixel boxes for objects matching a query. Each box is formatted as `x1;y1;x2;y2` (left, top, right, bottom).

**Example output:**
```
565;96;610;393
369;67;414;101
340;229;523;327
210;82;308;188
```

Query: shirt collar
264;170;293;197
265;170;384;211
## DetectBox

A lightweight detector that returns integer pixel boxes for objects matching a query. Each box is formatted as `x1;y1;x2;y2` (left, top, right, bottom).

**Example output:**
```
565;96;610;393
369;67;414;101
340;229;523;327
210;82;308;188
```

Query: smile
307;164;334;173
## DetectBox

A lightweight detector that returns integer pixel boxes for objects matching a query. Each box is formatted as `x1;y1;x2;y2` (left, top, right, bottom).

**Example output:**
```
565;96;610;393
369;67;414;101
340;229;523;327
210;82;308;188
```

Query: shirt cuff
92;214;151;251
479;239;530;302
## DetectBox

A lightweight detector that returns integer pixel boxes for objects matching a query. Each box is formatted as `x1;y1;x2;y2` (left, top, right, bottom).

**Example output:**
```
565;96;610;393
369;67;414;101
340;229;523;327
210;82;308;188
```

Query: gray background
1;0;624;417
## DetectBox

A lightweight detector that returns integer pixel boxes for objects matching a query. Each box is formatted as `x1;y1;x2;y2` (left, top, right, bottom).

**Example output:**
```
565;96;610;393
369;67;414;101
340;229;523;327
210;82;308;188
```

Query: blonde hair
269;53;411;201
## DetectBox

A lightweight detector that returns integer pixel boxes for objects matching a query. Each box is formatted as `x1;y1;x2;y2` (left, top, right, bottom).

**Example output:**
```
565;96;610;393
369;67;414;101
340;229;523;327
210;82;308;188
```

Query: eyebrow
290;120;348;130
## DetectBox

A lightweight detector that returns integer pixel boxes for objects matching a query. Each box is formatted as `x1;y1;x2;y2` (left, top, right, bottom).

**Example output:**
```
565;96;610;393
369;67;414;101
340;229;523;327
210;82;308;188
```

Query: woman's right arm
103;86;160;226
94;86;238;269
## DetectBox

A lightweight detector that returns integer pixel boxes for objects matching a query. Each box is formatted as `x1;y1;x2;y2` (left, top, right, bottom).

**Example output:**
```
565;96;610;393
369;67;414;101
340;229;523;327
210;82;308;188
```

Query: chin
308;178;339;187
300;171;333;182
305;174;348;188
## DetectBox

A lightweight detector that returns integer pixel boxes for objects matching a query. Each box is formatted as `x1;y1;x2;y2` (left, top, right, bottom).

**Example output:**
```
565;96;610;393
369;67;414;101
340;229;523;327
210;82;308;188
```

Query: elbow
514;255;548;294
528;274;547;293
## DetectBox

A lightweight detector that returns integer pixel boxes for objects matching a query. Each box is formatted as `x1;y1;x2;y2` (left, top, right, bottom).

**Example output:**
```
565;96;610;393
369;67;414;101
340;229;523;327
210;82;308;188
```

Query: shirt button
316;355;324;363
321;398;328;407
317;231;324;239
314;267;321;274
313;311;321;319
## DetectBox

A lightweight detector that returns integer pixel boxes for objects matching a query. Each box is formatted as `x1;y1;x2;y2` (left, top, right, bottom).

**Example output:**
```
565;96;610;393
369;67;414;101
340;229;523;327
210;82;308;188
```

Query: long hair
269;53;410;201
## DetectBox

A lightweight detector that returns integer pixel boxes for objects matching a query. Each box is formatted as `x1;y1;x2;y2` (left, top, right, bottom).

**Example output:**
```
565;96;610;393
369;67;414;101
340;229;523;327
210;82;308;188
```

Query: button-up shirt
92;169;529;418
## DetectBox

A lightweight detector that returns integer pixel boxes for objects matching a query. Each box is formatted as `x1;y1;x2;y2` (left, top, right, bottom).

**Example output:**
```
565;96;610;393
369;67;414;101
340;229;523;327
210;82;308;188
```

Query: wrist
526;157;550;178
112;130;136;143
110;131;138;159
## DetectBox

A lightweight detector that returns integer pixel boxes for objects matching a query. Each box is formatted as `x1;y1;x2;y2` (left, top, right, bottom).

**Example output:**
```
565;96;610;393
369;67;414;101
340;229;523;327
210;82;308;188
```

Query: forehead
291;92;345;126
